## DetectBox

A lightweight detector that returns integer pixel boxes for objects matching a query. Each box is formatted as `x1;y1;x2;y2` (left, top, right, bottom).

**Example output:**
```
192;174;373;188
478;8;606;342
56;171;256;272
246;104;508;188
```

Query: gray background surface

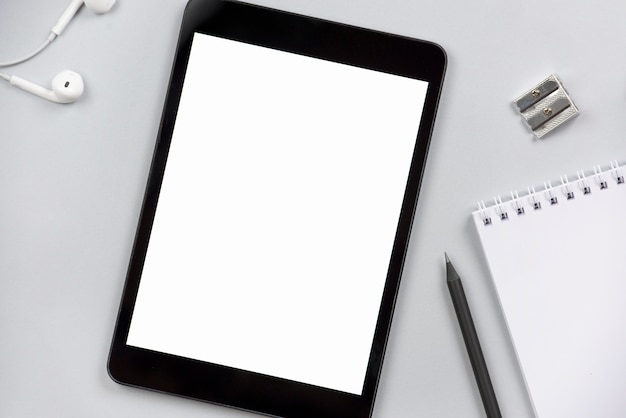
2;0;626;416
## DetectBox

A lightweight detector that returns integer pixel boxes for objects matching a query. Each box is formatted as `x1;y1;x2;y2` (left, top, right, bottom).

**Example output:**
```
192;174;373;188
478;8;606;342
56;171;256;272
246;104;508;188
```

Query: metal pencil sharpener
513;74;579;139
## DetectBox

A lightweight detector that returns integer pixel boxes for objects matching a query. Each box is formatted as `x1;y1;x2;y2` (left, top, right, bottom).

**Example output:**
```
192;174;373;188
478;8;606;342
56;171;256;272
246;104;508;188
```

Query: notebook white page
472;163;626;418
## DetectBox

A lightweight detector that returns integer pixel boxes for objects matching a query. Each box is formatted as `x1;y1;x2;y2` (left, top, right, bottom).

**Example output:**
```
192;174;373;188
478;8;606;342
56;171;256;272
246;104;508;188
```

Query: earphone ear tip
85;0;116;14
52;70;85;103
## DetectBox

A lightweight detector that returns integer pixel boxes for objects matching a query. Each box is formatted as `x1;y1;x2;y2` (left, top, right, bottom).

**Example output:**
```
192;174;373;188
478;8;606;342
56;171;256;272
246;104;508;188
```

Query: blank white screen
127;33;428;395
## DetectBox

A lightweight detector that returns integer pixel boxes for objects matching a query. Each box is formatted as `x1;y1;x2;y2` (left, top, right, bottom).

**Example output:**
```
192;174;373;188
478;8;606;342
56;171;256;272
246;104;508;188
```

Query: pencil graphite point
445;253;460;283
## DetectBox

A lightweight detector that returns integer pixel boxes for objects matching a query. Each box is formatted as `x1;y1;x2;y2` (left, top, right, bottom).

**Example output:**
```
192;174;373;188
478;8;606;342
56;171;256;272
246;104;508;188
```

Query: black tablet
108;1;445;417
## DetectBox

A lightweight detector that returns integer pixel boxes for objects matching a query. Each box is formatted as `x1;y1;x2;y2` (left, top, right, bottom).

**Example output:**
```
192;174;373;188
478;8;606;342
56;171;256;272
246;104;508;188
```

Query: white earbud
52;0;117;37
4;70;84;104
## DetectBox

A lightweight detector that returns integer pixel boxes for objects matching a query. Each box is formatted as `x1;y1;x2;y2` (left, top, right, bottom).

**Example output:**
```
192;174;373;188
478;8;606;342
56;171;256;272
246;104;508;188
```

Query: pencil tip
445;253;458;283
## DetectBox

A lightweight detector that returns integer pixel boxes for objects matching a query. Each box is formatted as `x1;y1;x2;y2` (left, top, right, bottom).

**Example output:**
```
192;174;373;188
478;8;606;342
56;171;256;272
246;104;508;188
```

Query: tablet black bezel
108;1;446;417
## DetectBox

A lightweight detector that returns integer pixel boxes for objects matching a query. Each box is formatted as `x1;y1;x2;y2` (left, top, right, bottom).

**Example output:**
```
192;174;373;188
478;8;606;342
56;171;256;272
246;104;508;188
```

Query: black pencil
445;253;502;418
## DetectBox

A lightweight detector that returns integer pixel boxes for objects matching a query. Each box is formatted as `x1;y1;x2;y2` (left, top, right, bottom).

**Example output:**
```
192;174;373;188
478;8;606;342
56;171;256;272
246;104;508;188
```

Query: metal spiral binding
560;175;575;200
577;170;592;194
544;181;558;205
476;161;625;226
477;201;492;225
510;190;525;215
594;165;608;189
528;185;542;210
494;196;508;220
611;160;624;184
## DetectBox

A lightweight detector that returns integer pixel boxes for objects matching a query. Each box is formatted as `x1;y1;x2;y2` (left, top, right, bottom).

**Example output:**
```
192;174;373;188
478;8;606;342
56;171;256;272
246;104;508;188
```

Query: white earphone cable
0;72;10;82
0;33;57;68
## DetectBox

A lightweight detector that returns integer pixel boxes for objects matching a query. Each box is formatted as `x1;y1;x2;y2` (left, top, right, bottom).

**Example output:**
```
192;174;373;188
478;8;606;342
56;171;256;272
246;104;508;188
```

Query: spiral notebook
472;161;626;418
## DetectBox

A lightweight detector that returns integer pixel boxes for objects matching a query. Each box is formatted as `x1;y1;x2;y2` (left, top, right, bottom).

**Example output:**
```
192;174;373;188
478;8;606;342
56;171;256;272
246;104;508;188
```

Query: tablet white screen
126;33;428;395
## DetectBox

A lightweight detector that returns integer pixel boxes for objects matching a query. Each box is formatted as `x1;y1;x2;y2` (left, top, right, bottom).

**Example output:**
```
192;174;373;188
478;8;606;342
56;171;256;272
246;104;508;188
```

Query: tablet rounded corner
434;43;447;67
106;348;128;386
427;41;447;77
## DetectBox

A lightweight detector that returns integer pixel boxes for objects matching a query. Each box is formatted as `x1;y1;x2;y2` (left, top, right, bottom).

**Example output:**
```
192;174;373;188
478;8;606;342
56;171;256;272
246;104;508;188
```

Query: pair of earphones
0;0;116;104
